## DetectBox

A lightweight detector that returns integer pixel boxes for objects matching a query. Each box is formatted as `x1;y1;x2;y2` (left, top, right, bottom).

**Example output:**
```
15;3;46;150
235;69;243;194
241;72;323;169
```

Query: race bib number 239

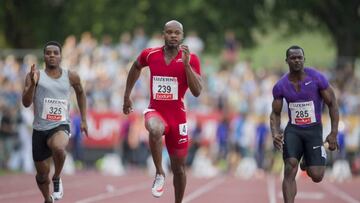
152;76;178;100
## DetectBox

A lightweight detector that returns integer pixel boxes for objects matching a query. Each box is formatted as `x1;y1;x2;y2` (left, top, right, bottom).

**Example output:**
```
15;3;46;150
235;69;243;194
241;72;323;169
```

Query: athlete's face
286;49;305;73
163;24;183;48
44;45;61;68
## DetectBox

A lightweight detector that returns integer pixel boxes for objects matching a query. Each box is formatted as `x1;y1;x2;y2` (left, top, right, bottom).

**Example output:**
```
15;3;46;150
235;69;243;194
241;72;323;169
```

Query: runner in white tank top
22;41;88;203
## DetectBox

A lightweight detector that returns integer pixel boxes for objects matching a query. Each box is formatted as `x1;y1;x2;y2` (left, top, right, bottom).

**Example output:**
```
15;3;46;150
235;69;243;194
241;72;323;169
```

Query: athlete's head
163;20;184;48
286;45;305;72
44;41;62;69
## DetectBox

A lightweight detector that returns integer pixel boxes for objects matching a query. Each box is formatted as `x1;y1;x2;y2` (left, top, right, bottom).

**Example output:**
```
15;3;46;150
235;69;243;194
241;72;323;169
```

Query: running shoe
151;174;165;198
52;178;63;200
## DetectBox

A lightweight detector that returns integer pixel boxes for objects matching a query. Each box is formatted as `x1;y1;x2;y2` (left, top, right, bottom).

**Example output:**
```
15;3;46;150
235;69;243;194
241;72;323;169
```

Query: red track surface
1;169;359;203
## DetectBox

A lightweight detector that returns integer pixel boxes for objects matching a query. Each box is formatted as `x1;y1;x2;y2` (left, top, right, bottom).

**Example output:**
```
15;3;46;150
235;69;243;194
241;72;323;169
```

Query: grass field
242;29;336;70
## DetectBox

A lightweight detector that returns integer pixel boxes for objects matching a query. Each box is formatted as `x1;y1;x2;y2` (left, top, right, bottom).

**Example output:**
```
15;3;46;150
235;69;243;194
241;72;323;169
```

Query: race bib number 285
289;101;316;125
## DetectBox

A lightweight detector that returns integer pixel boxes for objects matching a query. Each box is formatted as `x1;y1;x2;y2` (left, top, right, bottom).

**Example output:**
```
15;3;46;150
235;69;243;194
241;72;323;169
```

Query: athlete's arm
22;64;39;107
270;98;284;150
123;61;143;114
69;70;88;136
320;85;339;151
181;45;202;97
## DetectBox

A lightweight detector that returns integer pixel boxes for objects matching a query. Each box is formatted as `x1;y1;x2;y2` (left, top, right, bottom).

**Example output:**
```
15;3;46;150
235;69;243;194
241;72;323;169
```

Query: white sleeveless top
33;69;71;131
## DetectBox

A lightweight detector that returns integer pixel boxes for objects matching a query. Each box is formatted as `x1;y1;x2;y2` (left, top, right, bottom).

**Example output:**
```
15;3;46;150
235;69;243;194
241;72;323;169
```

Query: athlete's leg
169;155;187;203
47;130;69;179
307;166;325;182
145;113;166;176
303;124;326;183
34;159;53;203
283;158;299;203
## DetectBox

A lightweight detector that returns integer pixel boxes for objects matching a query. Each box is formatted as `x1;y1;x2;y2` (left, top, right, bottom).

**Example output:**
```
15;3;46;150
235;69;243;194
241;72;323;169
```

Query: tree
269;0;360;83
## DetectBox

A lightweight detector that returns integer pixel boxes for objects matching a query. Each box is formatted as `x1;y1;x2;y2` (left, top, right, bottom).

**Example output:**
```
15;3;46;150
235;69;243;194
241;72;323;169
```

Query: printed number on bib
289;101;316;125
41;98;68;121
179;123;187;136
152;76;178;100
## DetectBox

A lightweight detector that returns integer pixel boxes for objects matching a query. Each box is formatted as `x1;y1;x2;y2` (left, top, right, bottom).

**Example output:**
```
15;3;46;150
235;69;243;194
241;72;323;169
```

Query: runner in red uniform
123;20;202;203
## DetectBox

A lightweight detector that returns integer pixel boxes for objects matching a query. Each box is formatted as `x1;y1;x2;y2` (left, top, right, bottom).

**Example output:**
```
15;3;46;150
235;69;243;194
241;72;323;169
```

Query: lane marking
0;178;96;200
320;182;360;203
277;192;324;200
183;177;226;203
267;175;277;203
75;182;148;203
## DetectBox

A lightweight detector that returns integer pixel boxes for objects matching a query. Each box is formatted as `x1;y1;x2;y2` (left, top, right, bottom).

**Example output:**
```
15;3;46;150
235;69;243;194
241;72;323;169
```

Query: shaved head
164;20;183;31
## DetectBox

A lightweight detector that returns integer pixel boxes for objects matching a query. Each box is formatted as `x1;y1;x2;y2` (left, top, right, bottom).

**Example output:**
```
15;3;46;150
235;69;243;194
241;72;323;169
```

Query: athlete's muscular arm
69;70;88;136
123;61;142;115
181;45;202;97
22;64;39;107
270;99;284;150
320;86;339;151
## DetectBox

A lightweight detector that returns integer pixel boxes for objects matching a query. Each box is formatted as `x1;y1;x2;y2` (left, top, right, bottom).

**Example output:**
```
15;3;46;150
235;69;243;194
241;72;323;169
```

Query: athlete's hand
273;133;284;151
123;98;133;115
180;45;190;65
29;64;38;85
81;121;88;137
325;132;338;151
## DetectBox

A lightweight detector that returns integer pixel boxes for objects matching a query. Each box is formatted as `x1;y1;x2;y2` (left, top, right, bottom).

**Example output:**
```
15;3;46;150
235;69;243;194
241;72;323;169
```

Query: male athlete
123;20;202;203
270;45;339;203
22;41;88;203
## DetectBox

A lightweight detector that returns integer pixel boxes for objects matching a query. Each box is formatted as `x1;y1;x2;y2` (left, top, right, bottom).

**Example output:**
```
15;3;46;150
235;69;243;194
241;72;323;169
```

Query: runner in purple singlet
270;45;339;203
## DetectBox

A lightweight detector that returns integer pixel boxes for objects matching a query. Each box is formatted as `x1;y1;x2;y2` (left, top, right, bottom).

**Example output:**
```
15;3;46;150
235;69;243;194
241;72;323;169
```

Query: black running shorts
32;124;70;162
283;123;326;166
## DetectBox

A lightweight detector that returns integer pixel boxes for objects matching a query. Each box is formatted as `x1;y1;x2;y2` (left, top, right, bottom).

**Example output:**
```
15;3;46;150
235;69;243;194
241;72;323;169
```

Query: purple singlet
272;67;329;127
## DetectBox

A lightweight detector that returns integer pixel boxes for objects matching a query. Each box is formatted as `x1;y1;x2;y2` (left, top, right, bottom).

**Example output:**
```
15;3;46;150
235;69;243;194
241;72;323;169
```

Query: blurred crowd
1;27;360;178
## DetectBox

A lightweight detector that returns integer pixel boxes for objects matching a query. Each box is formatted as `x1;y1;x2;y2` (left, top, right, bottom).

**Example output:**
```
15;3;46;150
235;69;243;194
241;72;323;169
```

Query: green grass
241;29;336;70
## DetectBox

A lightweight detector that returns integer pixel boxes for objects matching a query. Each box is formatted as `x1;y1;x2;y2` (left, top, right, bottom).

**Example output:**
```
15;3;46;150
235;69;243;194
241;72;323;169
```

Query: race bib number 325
289;101;316;125
152;76;178;100
41;98;68;121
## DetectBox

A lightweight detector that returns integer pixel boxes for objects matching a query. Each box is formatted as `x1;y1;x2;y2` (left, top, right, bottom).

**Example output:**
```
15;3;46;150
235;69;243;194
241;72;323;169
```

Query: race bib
41;98;68;121
289;101;316;125
152;76;178;100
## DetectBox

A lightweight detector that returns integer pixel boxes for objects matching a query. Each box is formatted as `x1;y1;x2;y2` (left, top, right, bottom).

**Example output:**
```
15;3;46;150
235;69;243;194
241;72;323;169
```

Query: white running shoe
52;178;63;200
151;174;165;198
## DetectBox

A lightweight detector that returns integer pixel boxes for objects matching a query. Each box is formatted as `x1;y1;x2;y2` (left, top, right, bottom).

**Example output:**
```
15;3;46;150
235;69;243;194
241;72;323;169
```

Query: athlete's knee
146;118;165;135
51;146;67;155
308;170;324;183
284;159;298;177
171;161;186;175
36;174;50;185
148;128;164;138
172;165;186;176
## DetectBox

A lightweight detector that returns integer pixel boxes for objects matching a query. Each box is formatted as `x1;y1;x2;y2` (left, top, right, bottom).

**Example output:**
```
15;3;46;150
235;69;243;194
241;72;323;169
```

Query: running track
0;169;359;203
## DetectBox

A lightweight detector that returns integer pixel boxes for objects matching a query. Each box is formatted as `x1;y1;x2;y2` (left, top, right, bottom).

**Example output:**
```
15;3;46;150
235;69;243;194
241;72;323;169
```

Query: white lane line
75;182;148;203
277;191;324;200
183;177;226;203
0;190;38;200
267;175;277;203
320;182;360;203
0;178;101;200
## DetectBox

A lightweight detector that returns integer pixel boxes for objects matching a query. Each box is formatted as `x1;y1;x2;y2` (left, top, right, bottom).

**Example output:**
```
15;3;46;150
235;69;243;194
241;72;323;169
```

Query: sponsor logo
178;138;188;144
176;58;183;63
313;145;321;149
305;81;312;85
46;114;62;121
155;93;173;100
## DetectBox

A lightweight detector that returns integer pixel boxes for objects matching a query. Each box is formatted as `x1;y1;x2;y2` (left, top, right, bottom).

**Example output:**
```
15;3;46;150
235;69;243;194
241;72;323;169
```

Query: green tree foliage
268;0;360;70
0;0;266;51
